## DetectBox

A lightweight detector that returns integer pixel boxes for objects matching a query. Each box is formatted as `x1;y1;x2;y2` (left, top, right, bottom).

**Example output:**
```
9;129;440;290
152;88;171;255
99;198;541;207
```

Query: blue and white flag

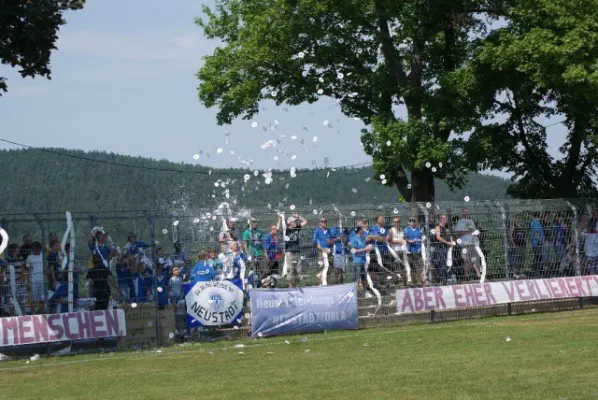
250;283;359;338
183;279;244;327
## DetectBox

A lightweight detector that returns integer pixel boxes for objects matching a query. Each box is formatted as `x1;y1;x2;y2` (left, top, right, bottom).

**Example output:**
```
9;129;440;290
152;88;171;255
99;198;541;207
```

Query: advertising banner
250;283;359;338
184;279;244;327
396;275;598;314
0;309;126;347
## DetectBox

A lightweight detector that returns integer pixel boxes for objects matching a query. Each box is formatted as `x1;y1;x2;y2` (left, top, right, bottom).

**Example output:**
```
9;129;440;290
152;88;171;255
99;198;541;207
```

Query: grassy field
1;309;598;400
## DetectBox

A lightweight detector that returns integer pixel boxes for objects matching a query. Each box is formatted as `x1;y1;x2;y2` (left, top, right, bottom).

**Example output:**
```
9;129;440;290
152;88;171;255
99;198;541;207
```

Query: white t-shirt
455;219;477;245
389;227;407;252
583;232;598;258
26;253;45;283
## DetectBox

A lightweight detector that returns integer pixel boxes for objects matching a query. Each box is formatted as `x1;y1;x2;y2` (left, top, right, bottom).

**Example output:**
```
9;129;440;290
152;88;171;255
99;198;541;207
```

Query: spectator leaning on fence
170;241;190;282
405;217;426;287
191;251;216;282
242;218;269;285
47;239;64;288
26;241;45;314
433;215;455;286
508;214;527;279
168;266;183;304
455;208;481;280
263;216;282;278
350;226;373;296
580;218;598;275
387;216;408;286
285;213;307;288
529;213;545;278
218;218;239;250
313;216;332;286
328;219;347;285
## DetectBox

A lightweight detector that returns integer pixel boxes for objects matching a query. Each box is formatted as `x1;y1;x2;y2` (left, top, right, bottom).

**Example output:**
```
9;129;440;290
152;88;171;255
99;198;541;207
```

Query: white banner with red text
0;310;126;347
396;275;598;315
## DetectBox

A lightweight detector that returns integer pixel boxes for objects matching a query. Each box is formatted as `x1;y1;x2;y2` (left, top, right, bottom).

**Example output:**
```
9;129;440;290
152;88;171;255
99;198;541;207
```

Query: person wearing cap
124;232;145;259
242;218;269;285
284;213;308;287
88;227;116;268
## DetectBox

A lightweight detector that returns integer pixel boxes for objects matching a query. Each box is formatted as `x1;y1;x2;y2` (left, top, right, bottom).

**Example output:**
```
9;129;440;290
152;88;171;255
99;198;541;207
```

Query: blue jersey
156;275;169;306
231;256;246;280
131;274;148;303
115;262;131;287
404;226;422;254
263;232;281;260
368;224;388;253
328;227;346;255
50;283;77;313
192;261;216;282
529;219;545;247
313;228;332;249
350;234;367;264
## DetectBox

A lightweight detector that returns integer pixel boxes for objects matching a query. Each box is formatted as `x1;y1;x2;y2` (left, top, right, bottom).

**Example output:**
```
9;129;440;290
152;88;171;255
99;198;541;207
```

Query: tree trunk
411;169;435;203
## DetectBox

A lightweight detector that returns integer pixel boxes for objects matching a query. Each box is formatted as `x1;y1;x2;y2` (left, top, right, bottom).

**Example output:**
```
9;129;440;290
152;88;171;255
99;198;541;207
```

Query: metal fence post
497;201;510;280
566;201;582;276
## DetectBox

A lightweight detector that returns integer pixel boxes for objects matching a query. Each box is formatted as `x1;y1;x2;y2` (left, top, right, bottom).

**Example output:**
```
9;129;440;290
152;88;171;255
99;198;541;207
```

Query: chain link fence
1;198;597;351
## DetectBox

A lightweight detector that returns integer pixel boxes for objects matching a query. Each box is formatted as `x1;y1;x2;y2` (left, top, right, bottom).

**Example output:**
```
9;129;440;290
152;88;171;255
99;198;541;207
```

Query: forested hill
0;148;510;214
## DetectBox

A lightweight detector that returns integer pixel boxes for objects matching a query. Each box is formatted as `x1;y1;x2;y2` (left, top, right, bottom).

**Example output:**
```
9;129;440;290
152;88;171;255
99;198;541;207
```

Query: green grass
1;309;598;400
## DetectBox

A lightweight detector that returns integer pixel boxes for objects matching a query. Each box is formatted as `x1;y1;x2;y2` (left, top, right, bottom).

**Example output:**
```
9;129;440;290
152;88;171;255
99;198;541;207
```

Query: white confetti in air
351;248;356;254
291;155;297;160
273;156;279;161
393;208;399;214
131;303;138;308
464;196;470;202
285;340;290;344
193;154;200;160
352;188;357;193
318;77;324;83
209;227;214;231
317;89;324;94
462;248;468;254
431;167;437;172
386;140;391;146
438;162;443;168
193;218;200;223
365;177;371;182
162;229;168;234
380;174;386;180
298;51;305;58
380;228;386;234
230;150;235;155
430;229;435;235
505;336;512;342
323;120;329;126
271;91;277;97
216;148;223;154
251;121;258;128
381;179;387;184
386;275;392;280
284;236;290;241
313;209;318;215
257;332;263;337
254;170;259;176
407;184;412;189
265;178;272;184
313;136;318;142
337;72;344;79
157;287;163;293
285;183;290;189
426;202;432;208
456;239;462;245
351;211;356;216
425;162;431;168
214;182;220;187
169;332;175;339
290;205;296;210
291;135;297;140
244;174;250;180
173;220;180;226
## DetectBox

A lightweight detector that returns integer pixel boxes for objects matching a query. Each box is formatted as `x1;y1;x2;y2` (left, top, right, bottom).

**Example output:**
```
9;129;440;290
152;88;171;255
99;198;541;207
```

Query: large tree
196;0;511;202
0;0;85;95
458;0;598;198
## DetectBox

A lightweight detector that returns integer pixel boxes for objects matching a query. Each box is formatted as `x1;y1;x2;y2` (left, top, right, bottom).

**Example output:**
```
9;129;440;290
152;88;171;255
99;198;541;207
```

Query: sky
0;0;568;178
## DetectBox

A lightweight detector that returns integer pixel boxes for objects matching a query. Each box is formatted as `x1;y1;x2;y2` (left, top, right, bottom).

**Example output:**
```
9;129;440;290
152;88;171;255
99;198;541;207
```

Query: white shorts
30;282;46;303
333;254;345;271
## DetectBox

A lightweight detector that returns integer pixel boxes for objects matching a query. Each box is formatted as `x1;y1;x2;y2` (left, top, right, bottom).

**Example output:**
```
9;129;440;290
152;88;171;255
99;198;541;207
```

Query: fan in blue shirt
191;260;216;282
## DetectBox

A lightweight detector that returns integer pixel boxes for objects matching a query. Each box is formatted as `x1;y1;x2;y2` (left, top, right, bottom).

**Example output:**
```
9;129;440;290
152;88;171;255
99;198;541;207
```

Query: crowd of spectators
0;207;597;318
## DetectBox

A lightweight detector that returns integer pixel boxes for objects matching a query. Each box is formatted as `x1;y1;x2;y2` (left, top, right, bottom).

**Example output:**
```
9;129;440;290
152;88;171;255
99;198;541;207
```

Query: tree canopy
196;0;598;201
0;0;85;95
